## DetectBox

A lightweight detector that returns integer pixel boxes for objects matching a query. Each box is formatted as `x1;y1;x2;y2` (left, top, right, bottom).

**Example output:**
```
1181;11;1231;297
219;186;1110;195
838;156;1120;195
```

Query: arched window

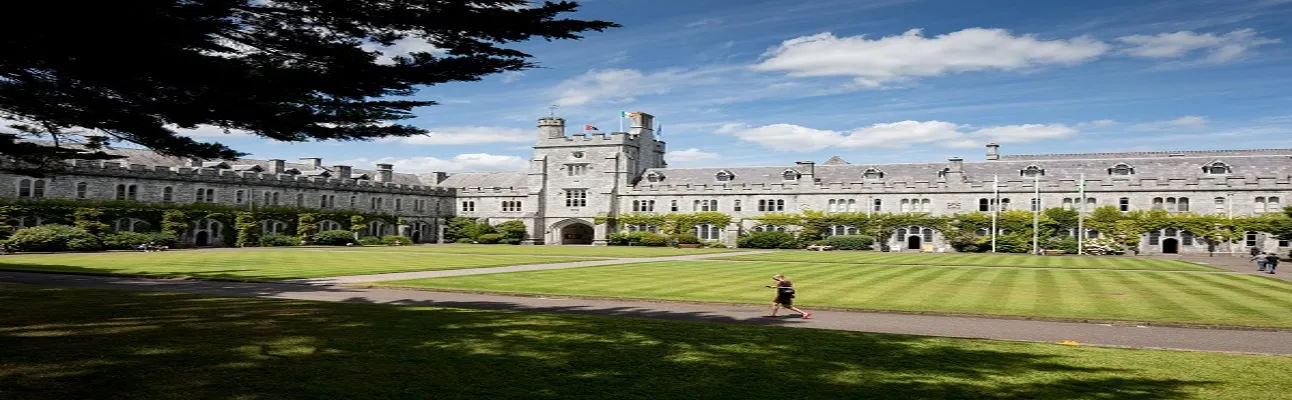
235;190;246;204
367;220;386;237
260;220;288;235
1182;231;1195;246
975;228;989;237
1109;163;1134;176
1255;197;1267;214
1165;197;1177;212
999;198;1010;211
693;224;721;240
1177;197;1189;212
863;168;884;179
733;200;742;212
846;199;857;212
922;228;934;243
781;170;799;181
900;199;911;212
1204;162;1231;174
1149;230;1161;245
978;198;990;212
317;220;342;231
1086;229;1101;239
76;182;89;199
625;224;658;233
825;225;858;237
894;228;907;239
754;225;786;232
1020;165;1044;177
1164;228;1177;237
1152;197;1164;210
162;187;174;203
920;199;931;212
114;218;149;232
1270;197;1282;213
17;179;47;199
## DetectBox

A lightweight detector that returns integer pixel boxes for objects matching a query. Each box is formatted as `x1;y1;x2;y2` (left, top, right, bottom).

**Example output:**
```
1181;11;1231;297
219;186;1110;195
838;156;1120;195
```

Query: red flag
584;125;598;131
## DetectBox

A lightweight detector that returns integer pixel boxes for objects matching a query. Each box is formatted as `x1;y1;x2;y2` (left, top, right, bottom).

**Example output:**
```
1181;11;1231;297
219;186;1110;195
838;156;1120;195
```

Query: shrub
499;238;521;245
706;242;728;249
148;232;179;248
357;236;383;246
495;220;527;242
101;232;154;250
638;232;670;247
607;232;630;246
381;235;413;245
609;231;662;246
994;234;1031;253
476;233;504;244
671;234;701;245
738;231;798;249
259;234;299;247
1084;237;1125;255
826;235;874;250
312;230;355;246
1041;236;1078;253
455;238;474;244
6;225;100;252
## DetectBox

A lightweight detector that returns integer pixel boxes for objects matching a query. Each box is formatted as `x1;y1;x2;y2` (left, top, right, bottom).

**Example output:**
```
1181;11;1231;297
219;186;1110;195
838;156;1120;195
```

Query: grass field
0;250;593;280
336;244;743;257
718;251;1219;271
377;261;1292;328
1;284;1288;399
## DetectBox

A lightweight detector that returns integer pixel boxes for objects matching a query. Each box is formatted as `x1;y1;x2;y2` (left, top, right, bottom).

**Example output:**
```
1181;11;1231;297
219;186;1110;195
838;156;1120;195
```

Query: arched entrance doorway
906;235;921;250
1162;238;1179;254
195;231;210;247
411;230;421;243
559;223;594;245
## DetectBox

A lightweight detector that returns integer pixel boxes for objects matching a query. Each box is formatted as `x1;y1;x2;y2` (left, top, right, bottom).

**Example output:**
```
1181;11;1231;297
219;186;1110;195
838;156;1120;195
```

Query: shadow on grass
0;282;1221;400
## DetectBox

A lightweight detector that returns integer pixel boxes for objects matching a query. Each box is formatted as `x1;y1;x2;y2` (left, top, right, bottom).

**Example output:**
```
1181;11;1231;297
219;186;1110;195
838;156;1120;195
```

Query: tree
0;0;617;175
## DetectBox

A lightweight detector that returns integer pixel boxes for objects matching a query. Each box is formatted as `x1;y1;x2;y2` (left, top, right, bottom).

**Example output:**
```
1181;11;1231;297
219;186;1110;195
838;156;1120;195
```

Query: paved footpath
3;270;1290;356
288;250;775;284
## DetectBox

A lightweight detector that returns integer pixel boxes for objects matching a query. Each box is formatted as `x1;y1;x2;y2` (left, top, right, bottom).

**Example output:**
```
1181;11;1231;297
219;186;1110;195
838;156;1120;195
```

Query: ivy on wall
595;212;733;235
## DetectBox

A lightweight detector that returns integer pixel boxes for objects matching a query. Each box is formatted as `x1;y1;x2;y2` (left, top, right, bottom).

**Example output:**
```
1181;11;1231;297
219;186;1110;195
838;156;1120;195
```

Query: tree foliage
0;0;616;175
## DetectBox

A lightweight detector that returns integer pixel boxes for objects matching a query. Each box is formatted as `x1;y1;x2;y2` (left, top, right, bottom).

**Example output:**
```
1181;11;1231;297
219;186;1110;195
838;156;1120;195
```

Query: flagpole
1078;173;1086;255
991;175;999;253
618;111;624;132
1032;174;1040;255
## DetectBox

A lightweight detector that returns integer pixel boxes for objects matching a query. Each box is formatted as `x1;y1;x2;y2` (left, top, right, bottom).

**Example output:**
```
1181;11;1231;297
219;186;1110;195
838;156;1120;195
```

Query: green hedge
313;230;355;246
825;235;874;250
5;225;101;252
738;231;798;249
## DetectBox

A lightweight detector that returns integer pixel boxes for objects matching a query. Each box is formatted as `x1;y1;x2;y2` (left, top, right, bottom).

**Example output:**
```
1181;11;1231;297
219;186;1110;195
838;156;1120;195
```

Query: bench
806;245;835;251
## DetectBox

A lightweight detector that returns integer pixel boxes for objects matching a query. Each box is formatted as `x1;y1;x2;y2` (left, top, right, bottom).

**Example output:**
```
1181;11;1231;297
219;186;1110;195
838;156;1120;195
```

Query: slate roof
436;172;529;189
74;146;431;186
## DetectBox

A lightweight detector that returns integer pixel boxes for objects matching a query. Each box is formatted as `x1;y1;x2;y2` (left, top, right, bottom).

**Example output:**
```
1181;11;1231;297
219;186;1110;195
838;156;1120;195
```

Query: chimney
949;157;964;172
376;163;394;183
986;143;1000;161
189;158;203;167
299;157;323;169
795;160;815;183
430;172;449;185
268;159;286;174
538;117;566;139
332;165;352;180
944;157;965;182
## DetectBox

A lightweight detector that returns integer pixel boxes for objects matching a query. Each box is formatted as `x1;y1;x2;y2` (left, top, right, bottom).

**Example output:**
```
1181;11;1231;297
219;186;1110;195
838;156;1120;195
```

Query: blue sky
190;0;1292;173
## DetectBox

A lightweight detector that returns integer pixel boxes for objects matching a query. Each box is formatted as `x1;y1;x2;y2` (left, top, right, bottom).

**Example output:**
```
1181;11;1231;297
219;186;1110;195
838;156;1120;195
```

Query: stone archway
906;235;921;250
556;221;594;245
1162;238;1179;254
195;231;210;247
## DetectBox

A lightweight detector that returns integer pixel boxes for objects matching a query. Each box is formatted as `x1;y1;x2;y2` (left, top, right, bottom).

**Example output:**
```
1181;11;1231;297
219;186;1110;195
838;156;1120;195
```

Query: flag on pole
584;125;598;131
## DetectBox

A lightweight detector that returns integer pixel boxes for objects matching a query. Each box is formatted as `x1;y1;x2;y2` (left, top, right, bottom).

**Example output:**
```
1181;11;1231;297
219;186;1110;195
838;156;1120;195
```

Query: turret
538;117;565;139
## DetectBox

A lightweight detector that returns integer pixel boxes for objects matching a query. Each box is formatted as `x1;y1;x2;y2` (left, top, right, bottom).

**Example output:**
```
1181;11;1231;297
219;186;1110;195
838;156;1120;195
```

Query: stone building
4;111;1292;254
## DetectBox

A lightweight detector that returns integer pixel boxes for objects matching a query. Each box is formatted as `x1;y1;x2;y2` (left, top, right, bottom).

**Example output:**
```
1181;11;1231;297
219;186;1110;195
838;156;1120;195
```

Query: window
1109;163;1134;176
632;200;655;212
1020;165;1044;177
297;193;305;207
625;224;658;233
260;220;288;235
921;199;931;212
349;195;357;208
371;197;383;210
271;192;280;206
162;187;174;203
693;224;722;240
1087;198;1097;207
979;198;990;212
1119;197;1130;212
1177;197;1189;212
757;199;785;212
235;190;246;204
863;168;884;179
1245;231;1258;247
826;225;858;236
828;199;856;212
846;199;857;212
115;184;137;201
1149;230;1160;245
502;201;523;212
1258;196;1281;214
754;225;786;232
565;189;587;207
114;218;149;232
873;199;882;212
1182;231;1195;246
1031;198;1041;212
922;227;934;243
1086;229;1101;239
195;188;215;203
567;164;588;177
17;179;46;199
647;172;664;183
462;201;476;212
670;200;679;212
9;216;43;228
320;195;329;208
1152;197;1163;210
900;199;910;213
733;200;742;212
395;198;402;211
318;220;342;231
1214;197;1226;214
715;171;733;182
782;170;799;181
76;182;88;199
1204;162;1231;174
1000;198;1010;211
367;220;387;237
1062;198;1074;210
694;199;717;212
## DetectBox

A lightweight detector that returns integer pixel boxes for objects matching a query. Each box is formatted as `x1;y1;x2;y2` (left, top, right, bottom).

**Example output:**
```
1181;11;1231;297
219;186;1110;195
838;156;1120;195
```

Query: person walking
1252;252;1270;272
763;274;811;319
1250;247;1262;257
1266;252;1279;274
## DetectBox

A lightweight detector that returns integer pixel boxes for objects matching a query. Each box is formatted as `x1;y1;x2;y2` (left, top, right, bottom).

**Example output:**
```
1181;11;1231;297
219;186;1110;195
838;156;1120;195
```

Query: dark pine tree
0;0;616;175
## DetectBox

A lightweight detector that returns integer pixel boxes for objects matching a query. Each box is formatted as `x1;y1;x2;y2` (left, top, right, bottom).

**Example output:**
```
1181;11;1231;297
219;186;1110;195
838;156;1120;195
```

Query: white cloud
1077;119;1118;128
1117;29;1279;63
665;148;720;163
381;126;532;145
550;67;734;107
753;28;1109;83
174;125;253;138
500;71;526;84
714;120;1078;152
340;154;528;173
686;18;723;28
361;37;446;65
1129;116;1209;131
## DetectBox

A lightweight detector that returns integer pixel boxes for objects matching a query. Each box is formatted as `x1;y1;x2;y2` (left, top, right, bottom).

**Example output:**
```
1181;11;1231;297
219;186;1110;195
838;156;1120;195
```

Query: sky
185;0;1292;173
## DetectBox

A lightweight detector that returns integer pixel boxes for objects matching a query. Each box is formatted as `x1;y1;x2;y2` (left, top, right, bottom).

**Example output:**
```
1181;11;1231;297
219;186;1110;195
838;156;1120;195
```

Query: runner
764;274;811;319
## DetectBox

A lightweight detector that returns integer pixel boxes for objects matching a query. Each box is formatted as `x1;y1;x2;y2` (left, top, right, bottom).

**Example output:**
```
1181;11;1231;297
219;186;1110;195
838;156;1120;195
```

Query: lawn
0;250;594;281
335;244;744;257
718;251;1219;271
378;261;1292;328
1;284;1288;399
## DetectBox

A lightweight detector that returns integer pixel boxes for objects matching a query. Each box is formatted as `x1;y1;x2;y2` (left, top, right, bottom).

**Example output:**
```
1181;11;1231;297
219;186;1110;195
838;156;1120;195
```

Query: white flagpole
618;111;624;132
1032;174;1040;255
1078;173;1086;255
991;175;999;253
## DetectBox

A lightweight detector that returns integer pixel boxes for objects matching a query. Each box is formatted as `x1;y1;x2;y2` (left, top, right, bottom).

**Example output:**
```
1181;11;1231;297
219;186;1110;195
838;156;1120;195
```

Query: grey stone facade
5;111;1291;254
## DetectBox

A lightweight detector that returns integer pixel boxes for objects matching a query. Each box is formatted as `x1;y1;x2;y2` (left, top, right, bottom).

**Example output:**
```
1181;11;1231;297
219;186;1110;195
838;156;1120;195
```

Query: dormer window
715;170;734;182
1204;161;1231;174
863;168;884;179
781;170;799;181
1108;163;1134;176
353;174;371;180
1020;165;1044;177
202;161;231;169
646;171;664;183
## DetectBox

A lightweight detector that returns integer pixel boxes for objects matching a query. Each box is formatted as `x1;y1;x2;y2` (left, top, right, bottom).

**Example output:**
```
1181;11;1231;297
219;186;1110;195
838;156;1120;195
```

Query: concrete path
289;250;774;284
4;270;1291;356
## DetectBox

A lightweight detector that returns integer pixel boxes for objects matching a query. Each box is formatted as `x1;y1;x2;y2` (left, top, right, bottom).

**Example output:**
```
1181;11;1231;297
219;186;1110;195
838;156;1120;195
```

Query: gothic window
825;225;858;237
195;188;215;203
1165;197;1177;212
567;164;588;177
320;194;329;208
260;220;288;235
846;199;857;212
114;184;138;201
271;192;280;206
781;170;799;181
975;228;989;237
670;200;679;212
502;201;522;212
1031;198;1041;212
715;170;733;182
1000;198;1010;211
371;197;383;210
1204;161;1231;174
900;199;910;213
318;220;342;231
758;199;785;212
922;228;934;243
1087;198;1097;207
1269;197;1281;213
733;200;742;212
1214;197;1226;214
1256;197;1266;214
461;201;475;212
1177;197;1189;212
694;199;717;212
367;220;387;237
1149;230;1160;245
920;199;931;212
349;195;357;208
1062;198;1074;209
754;225;787;233
395;198;402;211
162;187;174;203
565;189;587;207
1164;228;1177;237
1119;197;1130;212
1182;231;1195;246
235;190;246;204
76;182;89;199
632;200;656;212
17;179;46;199
114;218;150;232
1086;229;1101;239
626;224;658;233
1020;165;1044;177
873;199;882;212
1109;163;1134;176
693;224;722;240
863;168;884;179
979;198;990;212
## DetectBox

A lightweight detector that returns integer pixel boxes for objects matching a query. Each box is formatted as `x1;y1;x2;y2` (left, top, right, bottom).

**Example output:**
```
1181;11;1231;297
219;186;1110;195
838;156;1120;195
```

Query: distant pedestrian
1252;252;1270;272
1250;247;1262;257
1266;253;1279;274
763;274;811;319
